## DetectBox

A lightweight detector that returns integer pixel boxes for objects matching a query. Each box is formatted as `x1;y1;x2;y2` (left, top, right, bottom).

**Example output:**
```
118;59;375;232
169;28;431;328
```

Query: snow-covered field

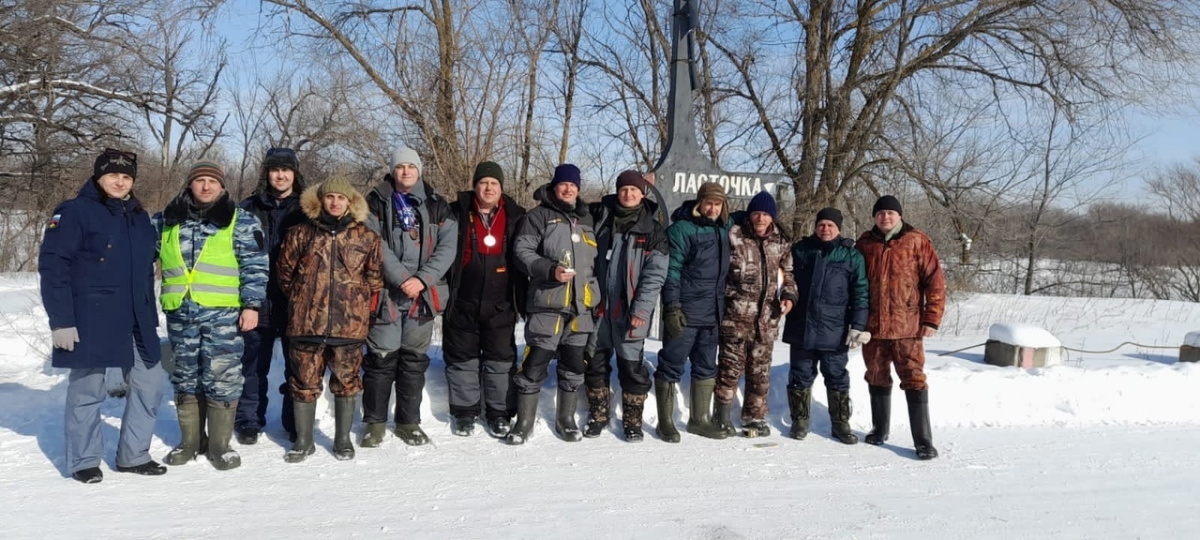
2;272;1199;539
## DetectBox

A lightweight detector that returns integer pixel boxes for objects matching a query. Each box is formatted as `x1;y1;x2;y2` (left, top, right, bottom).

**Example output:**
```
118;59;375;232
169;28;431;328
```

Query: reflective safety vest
160;212;242;310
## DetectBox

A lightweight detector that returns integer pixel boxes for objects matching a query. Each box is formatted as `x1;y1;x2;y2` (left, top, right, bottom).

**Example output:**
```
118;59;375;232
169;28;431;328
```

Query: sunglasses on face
102;148;137;161
266;147;297;161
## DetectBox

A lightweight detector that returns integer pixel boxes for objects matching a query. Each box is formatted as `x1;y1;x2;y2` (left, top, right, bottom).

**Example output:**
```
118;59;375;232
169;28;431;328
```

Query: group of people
38;146;945;484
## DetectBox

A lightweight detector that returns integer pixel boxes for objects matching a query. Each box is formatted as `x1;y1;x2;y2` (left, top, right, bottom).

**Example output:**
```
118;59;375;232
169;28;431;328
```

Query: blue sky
211;1;1200;204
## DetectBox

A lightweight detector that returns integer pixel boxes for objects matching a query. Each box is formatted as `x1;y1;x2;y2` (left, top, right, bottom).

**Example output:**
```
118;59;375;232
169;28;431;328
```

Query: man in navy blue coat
39;149;166;483
235;147;306;444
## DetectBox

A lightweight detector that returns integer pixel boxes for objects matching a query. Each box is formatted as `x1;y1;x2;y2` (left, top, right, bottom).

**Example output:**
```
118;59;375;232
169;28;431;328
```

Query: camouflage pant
166;305;245;403
863;338;927;391
287;341;365;403
714;337;774;421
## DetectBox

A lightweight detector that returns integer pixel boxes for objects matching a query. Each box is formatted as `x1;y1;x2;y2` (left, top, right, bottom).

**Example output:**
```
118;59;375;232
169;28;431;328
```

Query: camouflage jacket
856;222;946;339
277;184;384;340
153;191;268;311
720;217;798;342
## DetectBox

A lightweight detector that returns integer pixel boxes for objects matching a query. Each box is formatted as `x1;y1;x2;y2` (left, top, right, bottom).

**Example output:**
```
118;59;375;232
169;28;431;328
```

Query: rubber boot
654;380;680;443
204;399;241;471
828;388;859;444
165;394;202;465
393;423;430;446
555;388;582;442
360;423;387;448
685;379;728;440
505;392;540;445
864;386;891;446
786;387;811;440
712;400;737;438
333;396;356;460
583;386;610;438
284;400;317;463
906;389;938;460
621;392;646;442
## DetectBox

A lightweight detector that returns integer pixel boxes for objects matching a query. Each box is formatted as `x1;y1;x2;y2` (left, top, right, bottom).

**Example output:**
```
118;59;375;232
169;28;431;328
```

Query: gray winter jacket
512;185;600;333
365;176;457;321
590;194;669;341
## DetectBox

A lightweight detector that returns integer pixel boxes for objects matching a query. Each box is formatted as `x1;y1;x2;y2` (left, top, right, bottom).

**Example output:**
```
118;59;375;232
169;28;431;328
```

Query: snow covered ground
2;272;1199;539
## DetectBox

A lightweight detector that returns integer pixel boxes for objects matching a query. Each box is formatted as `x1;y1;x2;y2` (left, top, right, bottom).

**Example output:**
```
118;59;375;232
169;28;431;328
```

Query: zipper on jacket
325;229;338;342
755;234;768;341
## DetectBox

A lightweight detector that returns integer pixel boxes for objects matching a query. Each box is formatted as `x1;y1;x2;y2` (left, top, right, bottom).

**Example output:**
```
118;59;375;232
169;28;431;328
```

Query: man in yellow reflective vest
153;161;268;471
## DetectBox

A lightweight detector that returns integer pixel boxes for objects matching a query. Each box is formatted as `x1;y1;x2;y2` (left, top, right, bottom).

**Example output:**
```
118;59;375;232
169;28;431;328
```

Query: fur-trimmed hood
300;182;370;223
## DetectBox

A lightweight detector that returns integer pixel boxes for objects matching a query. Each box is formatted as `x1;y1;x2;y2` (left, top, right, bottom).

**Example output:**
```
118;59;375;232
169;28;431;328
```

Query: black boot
285;400;317;463
907;389;938;460
865;386;891;446
165;394;202;465
360;350;397;446
555;388;582;442
452;415;476;437
786;387;811;440
685;379;728;440
828;388;859;445
741;419;770;438
583;386;610;438
621;392;646;442
333;396;356;461
712;400;736;437
72;467;103;484
117;460;167;476
205;399;241;471
654;380;680;443
486;415;511;438
505;392;540;445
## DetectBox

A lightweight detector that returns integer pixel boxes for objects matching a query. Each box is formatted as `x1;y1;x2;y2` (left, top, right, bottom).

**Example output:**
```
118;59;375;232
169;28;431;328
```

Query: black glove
663;304;686;340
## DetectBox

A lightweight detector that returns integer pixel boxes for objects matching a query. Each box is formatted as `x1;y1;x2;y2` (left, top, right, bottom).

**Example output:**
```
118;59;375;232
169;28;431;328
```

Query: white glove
52;327;80;351
846;329;871;348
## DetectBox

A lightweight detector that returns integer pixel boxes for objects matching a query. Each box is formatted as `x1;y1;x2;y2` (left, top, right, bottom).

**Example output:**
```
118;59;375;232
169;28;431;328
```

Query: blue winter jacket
781;234;869;351
661;200;731;327
39;180;162;368
239;191;304;328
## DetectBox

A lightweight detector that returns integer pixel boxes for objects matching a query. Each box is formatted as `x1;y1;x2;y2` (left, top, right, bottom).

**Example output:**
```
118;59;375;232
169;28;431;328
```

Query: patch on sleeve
47;214;62;230
254;231;264;251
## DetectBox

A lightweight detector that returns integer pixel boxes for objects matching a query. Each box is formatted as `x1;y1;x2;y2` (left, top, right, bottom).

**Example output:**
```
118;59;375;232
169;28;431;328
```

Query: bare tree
1148;157;1200;222
135;1;229;206
693;0;1199;233
261;0;489;192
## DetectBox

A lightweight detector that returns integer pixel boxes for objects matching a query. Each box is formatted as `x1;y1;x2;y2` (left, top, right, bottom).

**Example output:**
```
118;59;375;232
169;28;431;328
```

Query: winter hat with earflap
318;177;358;199
473;161;505;186
696;181;727;204
692;181;729;222
94;148;138;180
390;146;423;174
187;161;225;187
262;147;300;171
747;191;778;220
